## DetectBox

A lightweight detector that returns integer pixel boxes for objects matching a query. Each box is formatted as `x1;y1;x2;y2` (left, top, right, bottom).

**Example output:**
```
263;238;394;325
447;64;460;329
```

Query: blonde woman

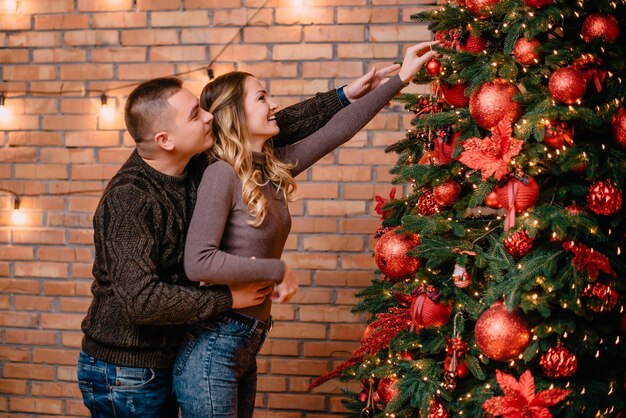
174;41;438;417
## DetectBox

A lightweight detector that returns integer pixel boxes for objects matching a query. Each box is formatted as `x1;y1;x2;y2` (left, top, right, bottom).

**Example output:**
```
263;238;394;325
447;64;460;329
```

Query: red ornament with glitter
540;344;578;378
459;33;488;53
441;83;469;108
573;54;607;93
417;189;441;216
513;37;541;65
466;0;502;18
419;398;450;418
469;79;523;130
433;180;461;206
503;230;534;257
581;13;620;43
586;179;622;216
549;67;587;104
583;282;619;313
376;376;399;405
495;175;539;231
440;131;461;162
374;229;421;281
524;0;553;7
407;286;452;332
612;107;626;149
484;191;502;208
475;302;531;361
544;120;574;148
426;59;442;76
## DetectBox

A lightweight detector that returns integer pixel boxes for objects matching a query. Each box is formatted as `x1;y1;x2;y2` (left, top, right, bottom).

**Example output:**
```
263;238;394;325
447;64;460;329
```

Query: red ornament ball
444;355;470;378
586;180;623;216
441;131;461;163
611;107;626;149
549;67;587;104
540;344;578;378
413;292;452;329
503;230;534;257
433;180;461;206
581;13;620;43
524;0;553;7
441;83;469;108
469;79;523;130
513;37;541;65
374;228;421;280
484;191;502;208
459;33;487;53
583;282;619;313
376;376;399;405
494;176;539;213
417;189;441;216
475;302;531;361
544;120;574;148
466;0;502;18
426;59;442;76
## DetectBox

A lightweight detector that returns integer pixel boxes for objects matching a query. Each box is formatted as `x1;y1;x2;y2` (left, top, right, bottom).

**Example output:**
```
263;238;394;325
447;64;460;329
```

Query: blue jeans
77;350;178;418
173;313;268;418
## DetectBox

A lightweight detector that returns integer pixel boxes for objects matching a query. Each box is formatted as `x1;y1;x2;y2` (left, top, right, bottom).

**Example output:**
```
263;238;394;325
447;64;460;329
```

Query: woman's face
243;76;279;149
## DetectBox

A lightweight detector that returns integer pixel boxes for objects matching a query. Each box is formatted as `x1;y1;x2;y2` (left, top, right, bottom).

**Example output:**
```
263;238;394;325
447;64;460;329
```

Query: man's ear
154;131;175;151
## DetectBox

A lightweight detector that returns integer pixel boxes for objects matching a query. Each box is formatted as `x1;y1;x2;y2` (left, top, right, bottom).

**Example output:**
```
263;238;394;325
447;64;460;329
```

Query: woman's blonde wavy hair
200;71;297;227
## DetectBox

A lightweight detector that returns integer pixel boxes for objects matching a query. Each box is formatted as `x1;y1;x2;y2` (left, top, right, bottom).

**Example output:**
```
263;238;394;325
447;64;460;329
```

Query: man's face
166;87;214;158
243;77;279;149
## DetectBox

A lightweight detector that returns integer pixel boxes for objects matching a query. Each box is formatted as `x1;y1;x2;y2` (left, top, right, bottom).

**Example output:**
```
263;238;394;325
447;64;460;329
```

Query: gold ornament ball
474;302;531;361
548;67;587;104
465;0;501;18
469;79;523;130
611;107;626;149
513;37;541;65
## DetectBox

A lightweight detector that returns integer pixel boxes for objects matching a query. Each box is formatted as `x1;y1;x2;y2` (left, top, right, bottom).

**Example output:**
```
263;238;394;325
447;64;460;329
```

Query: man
77;68;397;417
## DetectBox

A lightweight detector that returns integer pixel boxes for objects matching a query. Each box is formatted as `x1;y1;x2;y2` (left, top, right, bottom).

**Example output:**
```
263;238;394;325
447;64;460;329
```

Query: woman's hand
229;281;274;309
272;265;298;303
397;41;440;84
343;63;402;102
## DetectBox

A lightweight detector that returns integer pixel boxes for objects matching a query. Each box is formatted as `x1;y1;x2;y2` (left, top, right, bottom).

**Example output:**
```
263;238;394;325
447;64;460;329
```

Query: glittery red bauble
376;376;399;405
469;79;523;130
444;355;470;378
524;0;553;7
466;0;502;18
441;83;469;108
611;107;626;149
414;292;453;329
420;398;451;418
495;176;539;213
433;180;461;206
503;230;534;257
441;131;461;162
475;302;531;361
586;179;623;216
513;37;541;65
544;120;574;148
540;344;578;378
581;13;620;43
374;229;421;280
583;282;619;313
548;67;587;104
417;189;441;216
459;33;487;53
426;59;442;76
484;191;502;208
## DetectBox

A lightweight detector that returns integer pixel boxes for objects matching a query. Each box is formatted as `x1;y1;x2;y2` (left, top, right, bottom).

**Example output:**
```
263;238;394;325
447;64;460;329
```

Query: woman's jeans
77;350;178;418
173;312;269;418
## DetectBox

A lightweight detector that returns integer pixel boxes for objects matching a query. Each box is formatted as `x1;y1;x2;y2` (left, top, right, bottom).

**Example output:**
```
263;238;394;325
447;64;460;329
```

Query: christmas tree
311;0;626;416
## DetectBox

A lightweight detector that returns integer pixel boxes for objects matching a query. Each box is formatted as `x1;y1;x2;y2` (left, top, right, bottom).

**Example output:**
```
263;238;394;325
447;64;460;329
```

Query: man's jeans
77;350;178;418
173;313;268;418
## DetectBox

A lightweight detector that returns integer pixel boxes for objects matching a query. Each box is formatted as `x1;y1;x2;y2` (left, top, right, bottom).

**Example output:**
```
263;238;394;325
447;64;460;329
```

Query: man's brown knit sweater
81;89;344;368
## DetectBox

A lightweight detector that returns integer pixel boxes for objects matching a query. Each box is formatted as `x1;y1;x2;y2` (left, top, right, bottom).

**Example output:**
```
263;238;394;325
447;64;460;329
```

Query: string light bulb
100;93;115;121
0;92;10;122
11;195;26;225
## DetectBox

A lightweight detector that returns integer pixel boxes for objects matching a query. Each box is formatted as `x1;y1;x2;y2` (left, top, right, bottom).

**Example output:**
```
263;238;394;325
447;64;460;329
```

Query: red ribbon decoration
574;55;606;93
504;179;519;232
408;285;442;333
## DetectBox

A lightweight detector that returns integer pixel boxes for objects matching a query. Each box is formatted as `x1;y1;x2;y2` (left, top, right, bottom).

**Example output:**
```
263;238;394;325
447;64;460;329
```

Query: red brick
181;28;241;44
281;253;337;270
33;48;87;63
267;393;327;410
31;381;81;398
92;47;147;62
0;380;27;395
4;330;56;346
209;44;268;62
238;62;298;78
294;183;338;199
270;358;329;376
290;218;336;233
0;279;40;295
337;43;399;59
300;306;361;323
303;341;359;357
59;297;91;313
304;25;365;42
60;64;114;80
8;398;63;414
92;12;147;28
291;288;331;304
44;281;78;296
69;230;94;245
65;131;121;148
2;363;55;380
32;348;79;365
302;235;364;252
152;11;209;27
64;30;119;46
14;296;53;311
329;323;366;341
118;63;175;80
121;29;179;46
0;312;39;329
150;46;206;62
185;0;241;7
19;0;74;13
370;24;430;42
0;347;30;362
14;262;68;278
213;9;272;26
269;323;326;339
137;0;181;10
61;331;84;348
335;289;361;305
275;8;334;24
40;314;83;330
2;65;55;81
35;15;89;30
244;27;302;43
77;0;133;11
0;49;29;63
257;339;299;356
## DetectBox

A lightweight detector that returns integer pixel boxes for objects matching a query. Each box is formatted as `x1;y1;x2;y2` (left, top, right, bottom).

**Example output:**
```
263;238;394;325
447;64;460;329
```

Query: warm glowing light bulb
100;94;115;121
0;94;10;123
12;209;26;225
3;0;16;12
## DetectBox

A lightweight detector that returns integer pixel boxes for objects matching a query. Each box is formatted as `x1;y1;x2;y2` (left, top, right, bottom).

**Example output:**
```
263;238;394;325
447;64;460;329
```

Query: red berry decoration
583;282;619;313
524;0;553;7
611;107;626;149
374;228;421;281
475;302;531;361
503;230;534;257
581;13;620;43
376;376;399;405
540;344;578;378
544;120;574;148
549;67;587;104
417;189;441;216
433;180;461;206
469;79;523;130
426;59;442;76
586;180;623;216
513;37;541;65
441;83;469;108
495;175;539;213
466;0;502;18
484;191;502;208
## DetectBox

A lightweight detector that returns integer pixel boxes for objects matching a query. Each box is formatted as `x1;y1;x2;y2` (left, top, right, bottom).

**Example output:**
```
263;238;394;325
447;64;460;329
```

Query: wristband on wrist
337;85;351;107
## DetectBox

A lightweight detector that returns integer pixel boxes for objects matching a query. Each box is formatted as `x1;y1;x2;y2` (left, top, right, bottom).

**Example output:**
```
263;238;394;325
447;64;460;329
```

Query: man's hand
229;281;274;309
272;266;298;303
343;63;402;102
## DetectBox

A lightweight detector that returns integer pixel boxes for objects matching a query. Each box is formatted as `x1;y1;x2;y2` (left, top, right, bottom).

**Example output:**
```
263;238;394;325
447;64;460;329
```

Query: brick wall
0;0;434;416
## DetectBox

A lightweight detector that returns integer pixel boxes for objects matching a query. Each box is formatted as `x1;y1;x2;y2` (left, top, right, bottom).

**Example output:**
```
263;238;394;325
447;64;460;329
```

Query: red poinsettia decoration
458;119;524;181
483;370;571;417
562;241;616;280
375;187;397;220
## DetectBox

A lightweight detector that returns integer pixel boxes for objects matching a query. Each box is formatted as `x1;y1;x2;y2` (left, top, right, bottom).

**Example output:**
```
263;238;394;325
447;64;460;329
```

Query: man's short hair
124;77;183;144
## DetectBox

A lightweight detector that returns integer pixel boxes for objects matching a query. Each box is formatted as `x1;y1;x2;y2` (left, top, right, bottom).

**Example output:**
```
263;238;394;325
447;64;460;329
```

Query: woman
174;41;439;417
